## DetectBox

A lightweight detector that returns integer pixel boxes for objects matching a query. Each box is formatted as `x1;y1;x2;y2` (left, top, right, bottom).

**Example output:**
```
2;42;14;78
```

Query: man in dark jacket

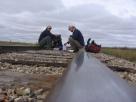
38;25;56;49
65;25;85;52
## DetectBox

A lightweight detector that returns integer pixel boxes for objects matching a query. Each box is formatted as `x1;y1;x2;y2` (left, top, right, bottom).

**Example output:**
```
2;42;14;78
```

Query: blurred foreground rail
0;46;136;102
46;50;136;102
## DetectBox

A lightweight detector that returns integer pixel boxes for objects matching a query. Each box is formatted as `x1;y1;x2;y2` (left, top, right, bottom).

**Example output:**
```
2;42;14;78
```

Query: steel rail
45;49;136;102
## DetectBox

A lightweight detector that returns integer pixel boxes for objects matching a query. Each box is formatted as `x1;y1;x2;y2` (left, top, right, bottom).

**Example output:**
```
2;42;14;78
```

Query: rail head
45;49;136;102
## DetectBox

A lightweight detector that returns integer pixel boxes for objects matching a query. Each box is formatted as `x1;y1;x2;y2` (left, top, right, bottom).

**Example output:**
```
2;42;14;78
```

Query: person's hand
64;41;70;46
64;43;67;46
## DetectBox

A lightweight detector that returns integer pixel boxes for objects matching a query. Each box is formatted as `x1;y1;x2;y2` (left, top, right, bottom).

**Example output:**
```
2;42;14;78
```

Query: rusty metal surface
46;50;136;102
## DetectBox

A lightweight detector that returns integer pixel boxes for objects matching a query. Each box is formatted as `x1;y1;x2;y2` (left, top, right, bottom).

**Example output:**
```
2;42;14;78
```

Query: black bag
52;35;63;50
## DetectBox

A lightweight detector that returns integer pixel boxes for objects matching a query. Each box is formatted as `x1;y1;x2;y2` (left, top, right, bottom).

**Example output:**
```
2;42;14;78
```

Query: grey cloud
0;0;64;13
0;1;136;47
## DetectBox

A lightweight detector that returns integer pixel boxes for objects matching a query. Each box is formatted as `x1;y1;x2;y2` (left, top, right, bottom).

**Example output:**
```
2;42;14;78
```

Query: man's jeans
39;36;52;49
69;37;83;51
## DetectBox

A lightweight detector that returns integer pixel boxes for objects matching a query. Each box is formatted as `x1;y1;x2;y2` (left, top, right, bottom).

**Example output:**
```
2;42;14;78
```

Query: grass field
0;41;136;62
101;47;136;63
0;41;37;46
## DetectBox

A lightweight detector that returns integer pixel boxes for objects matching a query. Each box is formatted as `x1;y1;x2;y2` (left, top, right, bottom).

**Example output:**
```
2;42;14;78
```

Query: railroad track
0;46;136;102
0;46;74;102
46;50;136;102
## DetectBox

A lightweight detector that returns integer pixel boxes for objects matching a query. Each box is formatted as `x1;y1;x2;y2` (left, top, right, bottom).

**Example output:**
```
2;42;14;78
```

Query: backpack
85;38;101;53
52;35;63;50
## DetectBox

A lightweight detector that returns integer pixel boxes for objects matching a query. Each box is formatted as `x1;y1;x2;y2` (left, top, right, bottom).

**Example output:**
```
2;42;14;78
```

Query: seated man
38;26;63;50
65;25;85;52
38;25;56;49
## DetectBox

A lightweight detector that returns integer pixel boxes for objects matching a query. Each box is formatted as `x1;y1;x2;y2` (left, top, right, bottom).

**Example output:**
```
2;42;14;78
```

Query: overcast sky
0;0;136;47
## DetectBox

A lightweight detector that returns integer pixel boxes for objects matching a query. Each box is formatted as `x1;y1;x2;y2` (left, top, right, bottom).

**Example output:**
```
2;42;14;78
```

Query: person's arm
64;41;69;46
72;30;78;40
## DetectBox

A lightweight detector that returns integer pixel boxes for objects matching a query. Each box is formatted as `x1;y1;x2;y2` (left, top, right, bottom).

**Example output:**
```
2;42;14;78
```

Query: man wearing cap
65;25;85;52
38;25;56;49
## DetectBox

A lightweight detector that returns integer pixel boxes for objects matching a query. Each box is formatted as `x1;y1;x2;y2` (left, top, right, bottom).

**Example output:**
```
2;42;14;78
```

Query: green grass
0;41;38;46
101;47;136;63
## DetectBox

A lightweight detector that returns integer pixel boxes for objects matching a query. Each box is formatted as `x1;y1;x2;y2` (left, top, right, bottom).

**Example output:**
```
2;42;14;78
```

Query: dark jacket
38;29;55;43
72;29;85;46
